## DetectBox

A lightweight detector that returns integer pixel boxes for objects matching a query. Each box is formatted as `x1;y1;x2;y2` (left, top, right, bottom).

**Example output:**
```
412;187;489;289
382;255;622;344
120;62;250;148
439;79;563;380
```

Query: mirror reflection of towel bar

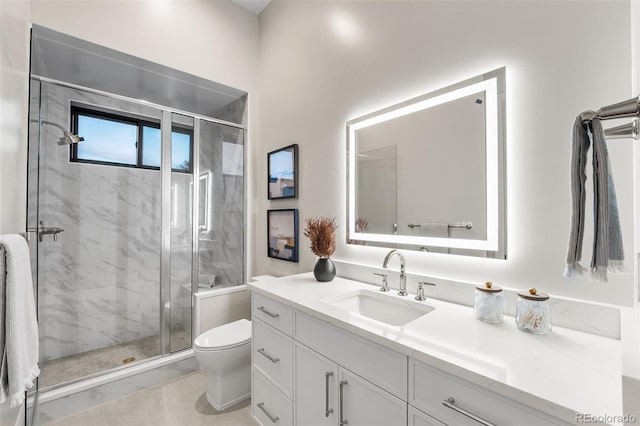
407;222;472;230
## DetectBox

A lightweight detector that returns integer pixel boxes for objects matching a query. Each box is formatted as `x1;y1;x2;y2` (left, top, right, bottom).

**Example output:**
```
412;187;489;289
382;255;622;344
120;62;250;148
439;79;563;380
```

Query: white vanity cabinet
295;342;407;426
251;291;570;426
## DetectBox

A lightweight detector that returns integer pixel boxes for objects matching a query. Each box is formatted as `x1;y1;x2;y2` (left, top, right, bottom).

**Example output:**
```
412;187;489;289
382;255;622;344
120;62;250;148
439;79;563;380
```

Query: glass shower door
196;119;245;292
30;81;164;388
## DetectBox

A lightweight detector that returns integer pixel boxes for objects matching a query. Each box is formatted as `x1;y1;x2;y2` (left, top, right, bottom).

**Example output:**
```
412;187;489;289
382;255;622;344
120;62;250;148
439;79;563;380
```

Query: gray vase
313;257;336;282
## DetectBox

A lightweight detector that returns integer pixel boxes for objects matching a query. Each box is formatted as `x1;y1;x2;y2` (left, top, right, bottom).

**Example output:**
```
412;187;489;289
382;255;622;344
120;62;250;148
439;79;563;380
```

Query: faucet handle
373;273;389;292
416;281;435;301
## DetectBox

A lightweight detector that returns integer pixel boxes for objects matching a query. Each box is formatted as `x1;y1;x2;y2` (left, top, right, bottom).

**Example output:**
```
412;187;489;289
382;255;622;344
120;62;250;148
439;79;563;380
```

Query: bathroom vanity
249;274;623;426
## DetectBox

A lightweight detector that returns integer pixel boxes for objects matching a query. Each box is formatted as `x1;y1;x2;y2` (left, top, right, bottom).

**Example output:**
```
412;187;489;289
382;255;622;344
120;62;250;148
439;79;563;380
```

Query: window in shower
71;106;193;172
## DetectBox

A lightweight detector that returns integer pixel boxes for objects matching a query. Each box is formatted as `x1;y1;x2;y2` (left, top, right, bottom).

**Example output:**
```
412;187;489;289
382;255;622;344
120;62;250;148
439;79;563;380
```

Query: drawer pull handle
339;379;348;425
442;397;495;426
257;402;279;423
257;306;279;318
325;371;334;417
257;348;280;363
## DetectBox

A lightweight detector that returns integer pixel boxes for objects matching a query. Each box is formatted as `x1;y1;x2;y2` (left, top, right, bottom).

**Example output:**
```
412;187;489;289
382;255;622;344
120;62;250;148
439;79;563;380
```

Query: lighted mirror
347;67;506;258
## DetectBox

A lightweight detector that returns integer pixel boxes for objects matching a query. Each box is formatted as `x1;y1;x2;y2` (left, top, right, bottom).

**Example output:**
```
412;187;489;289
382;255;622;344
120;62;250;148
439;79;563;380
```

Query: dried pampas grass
304;217;337;258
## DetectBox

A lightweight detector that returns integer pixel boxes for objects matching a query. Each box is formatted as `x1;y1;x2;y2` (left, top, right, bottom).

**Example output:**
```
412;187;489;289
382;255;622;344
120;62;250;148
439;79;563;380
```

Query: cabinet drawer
295;311;407;400
409;359;567;426
253;368;293;426
253;318;293;398
253;292;293;336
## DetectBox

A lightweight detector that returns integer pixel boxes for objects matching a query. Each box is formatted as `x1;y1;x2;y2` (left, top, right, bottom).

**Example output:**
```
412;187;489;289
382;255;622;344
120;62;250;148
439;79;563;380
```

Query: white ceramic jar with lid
474;281;504;323
516;288;552;334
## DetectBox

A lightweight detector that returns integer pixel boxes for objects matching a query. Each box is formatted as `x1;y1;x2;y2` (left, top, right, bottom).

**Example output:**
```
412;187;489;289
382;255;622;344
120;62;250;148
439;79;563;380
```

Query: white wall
256;1;635;306
0;0;31;235
0;0;31;422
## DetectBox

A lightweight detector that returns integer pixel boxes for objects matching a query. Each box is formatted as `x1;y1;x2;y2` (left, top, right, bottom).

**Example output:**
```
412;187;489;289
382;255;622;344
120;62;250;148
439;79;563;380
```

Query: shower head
34;119;84;145
59;131;85;145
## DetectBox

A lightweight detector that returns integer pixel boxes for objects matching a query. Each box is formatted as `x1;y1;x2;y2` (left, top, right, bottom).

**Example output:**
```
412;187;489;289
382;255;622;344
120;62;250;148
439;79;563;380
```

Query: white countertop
249;273;623;425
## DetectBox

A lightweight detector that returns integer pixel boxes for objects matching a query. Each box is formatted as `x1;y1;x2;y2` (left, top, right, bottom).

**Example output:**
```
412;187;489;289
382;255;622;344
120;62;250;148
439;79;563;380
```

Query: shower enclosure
26;26;247;391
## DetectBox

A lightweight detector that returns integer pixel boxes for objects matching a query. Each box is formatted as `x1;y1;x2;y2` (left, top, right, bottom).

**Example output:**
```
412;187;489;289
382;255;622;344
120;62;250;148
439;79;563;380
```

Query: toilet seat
194;318;251;351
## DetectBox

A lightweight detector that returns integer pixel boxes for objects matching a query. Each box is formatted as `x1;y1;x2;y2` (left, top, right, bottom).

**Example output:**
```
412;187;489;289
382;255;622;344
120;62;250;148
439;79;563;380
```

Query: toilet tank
194;285;251;337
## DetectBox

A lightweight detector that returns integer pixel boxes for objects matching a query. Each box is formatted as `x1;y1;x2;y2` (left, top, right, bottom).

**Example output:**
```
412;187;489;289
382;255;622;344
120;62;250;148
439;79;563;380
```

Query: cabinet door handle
257;347;280;363
257;402;279;423
339;379;348;425
442;397;495;426
325;371;334;417
257;306;279;318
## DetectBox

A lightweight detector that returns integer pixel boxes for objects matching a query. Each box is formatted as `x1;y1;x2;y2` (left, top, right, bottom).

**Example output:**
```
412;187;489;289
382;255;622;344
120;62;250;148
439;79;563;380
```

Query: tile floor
41;371;256;426
40;331;192;388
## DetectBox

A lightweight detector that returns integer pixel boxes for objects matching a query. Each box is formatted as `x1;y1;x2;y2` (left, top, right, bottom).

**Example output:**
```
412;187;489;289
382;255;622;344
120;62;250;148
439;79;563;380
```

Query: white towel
0;235;40;407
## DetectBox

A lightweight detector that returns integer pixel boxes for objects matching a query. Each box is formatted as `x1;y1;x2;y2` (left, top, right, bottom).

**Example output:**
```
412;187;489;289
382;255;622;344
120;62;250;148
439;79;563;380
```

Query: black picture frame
267;209;299;262
268;144;298;199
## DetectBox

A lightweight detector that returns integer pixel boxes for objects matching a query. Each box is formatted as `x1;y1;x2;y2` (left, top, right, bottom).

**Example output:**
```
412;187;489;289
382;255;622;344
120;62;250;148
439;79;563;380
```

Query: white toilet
194;318;252;410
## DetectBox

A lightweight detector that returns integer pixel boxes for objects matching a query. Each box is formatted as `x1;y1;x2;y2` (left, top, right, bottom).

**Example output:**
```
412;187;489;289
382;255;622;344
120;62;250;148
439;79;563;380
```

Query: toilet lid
194;319;251;351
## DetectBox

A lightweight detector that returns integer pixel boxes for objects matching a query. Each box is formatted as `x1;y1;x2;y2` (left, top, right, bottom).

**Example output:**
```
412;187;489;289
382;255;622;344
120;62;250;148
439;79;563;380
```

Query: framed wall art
267;209;299;262
268;144;298;199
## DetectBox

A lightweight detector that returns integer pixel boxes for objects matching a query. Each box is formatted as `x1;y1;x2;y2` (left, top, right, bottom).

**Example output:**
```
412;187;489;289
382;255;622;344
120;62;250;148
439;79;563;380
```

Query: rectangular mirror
347;67;506;258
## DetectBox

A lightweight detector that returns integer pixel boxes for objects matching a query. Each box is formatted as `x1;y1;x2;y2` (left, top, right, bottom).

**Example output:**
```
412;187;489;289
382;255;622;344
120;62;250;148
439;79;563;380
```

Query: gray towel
565;115;624;282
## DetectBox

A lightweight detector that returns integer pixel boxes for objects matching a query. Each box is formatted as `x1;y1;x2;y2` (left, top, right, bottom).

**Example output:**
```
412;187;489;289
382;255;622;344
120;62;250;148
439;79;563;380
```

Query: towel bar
581;95;639;123
604;118;638;140
407;222;472;230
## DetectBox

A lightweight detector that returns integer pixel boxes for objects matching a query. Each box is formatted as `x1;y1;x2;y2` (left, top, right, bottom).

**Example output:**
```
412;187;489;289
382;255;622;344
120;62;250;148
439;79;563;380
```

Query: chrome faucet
382;250;407;296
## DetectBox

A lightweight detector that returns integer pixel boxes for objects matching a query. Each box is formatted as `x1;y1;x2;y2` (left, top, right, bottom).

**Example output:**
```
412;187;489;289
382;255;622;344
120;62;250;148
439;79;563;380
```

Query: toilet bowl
194;318;252;410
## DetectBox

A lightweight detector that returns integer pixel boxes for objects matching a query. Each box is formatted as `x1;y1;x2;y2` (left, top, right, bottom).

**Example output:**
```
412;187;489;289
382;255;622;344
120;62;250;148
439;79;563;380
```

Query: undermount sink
322;289;435;326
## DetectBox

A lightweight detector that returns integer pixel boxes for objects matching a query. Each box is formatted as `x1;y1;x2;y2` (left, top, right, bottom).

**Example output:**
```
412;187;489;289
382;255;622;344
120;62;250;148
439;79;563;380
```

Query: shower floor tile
41;371;256;426
39;330;192;388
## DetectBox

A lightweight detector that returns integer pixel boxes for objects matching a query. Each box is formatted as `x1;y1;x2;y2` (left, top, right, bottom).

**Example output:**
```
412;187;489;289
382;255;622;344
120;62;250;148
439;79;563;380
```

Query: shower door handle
31;221;64;242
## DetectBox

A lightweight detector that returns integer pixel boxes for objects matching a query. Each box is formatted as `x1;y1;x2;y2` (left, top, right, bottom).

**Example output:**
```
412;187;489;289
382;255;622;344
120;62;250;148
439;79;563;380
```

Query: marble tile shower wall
37;83;165;361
